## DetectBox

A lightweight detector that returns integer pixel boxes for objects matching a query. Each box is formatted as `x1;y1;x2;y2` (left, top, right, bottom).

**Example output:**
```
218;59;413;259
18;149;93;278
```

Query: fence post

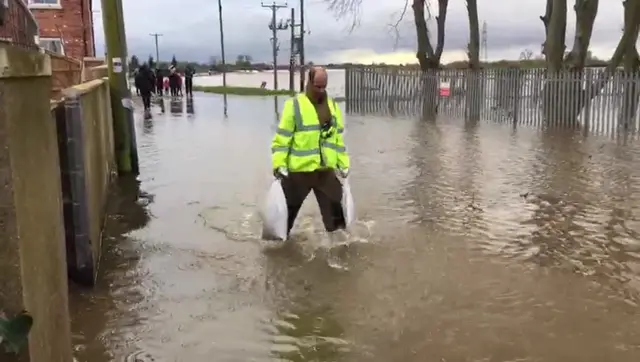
513;68;521;124
583;70;592;135
388;67;398;114
344;66;350;112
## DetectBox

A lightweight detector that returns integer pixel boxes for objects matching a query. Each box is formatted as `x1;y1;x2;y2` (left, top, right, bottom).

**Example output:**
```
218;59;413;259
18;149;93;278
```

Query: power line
261;1;288;91
149;33;162;62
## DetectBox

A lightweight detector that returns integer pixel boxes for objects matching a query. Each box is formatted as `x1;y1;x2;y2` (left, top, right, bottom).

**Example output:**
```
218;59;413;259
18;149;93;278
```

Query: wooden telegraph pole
102;0;139;174
262;1;288;91
149;33;162;62
289;7;295;92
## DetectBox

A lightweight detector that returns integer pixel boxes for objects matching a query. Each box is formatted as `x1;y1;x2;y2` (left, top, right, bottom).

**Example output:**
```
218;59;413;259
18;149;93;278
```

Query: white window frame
27;0;62;10
39;37;64;55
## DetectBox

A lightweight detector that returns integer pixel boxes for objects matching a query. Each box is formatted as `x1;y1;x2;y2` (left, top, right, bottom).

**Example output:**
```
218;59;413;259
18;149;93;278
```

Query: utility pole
217;0;228;115
289;7;295;92
298;0;305;92
262;1;288;91
481;21;488;62
102;0;138;174
117;0;138;174
150;33;162;62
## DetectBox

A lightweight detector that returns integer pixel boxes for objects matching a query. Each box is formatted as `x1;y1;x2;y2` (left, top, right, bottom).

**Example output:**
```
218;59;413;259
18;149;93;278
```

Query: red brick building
27;0;95;59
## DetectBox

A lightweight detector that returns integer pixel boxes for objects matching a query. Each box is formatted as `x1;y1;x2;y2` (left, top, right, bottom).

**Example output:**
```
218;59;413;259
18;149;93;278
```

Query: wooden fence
50;52;82;100
344;66;640;135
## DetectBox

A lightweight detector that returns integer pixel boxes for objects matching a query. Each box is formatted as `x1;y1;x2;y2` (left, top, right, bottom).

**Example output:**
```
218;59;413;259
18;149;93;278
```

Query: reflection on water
72;94;640;362
170;98;183;115
264;245;353;361
186;97;195;115
69;175;153;361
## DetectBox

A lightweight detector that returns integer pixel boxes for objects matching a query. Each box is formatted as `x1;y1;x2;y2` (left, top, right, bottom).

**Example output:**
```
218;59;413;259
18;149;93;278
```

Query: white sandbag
341;177;356;227
260;179;288;241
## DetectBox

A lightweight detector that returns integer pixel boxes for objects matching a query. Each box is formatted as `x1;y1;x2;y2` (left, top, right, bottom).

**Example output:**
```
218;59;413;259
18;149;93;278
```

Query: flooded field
193;69;346;96
70;93;640;362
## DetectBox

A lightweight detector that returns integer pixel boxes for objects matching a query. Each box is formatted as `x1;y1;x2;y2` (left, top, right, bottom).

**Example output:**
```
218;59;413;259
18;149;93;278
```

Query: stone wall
53;78;115;285
0;43;73;362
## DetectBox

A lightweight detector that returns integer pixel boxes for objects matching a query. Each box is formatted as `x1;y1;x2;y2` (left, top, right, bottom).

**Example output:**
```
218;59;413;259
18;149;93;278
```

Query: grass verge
193;85;295;96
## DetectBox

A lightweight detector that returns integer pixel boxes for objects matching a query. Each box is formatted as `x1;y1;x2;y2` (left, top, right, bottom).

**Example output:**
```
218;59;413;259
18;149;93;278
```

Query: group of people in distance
134;64;196;113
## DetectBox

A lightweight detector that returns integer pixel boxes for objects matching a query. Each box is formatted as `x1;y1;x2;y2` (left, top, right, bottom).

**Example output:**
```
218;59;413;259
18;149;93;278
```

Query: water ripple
70;96;640;362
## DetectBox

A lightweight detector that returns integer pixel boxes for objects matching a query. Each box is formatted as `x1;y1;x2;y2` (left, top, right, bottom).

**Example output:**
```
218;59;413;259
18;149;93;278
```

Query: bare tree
617;0;640;127
520;49;534;60
538;0;640;124
324;0;448;70
466;0;482;121
466;0;480;69
325;0;363;33
539;0;598;70
413;0;449;70
325;0;449;118
386;0;410;50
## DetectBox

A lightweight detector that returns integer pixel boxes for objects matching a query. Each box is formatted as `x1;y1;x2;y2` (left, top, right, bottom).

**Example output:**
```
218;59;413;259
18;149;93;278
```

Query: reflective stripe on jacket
271;93;350;172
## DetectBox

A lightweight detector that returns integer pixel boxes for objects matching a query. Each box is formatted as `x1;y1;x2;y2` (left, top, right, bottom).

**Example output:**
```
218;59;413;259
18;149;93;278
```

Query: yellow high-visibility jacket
271;94;349;172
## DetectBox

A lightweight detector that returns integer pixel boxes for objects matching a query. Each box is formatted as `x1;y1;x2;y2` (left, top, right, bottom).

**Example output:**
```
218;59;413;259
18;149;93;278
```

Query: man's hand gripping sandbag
260;169;289;241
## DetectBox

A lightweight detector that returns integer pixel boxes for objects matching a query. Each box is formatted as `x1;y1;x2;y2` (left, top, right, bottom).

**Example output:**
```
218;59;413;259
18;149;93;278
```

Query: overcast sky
93;0;625;64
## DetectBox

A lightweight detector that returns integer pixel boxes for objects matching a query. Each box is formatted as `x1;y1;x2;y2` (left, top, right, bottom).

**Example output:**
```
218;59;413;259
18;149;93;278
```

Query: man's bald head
307;66;328;103
309;66;328;83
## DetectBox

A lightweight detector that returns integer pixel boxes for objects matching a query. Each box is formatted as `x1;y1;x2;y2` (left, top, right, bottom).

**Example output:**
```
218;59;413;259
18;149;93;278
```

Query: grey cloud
94;0;625;63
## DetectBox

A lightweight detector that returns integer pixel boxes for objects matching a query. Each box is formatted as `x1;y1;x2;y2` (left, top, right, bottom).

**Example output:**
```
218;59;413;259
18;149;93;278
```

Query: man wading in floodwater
271;66;350;237
135;64;154;117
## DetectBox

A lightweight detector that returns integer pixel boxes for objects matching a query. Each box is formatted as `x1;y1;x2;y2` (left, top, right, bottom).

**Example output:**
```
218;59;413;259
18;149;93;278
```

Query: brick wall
30;0;94;60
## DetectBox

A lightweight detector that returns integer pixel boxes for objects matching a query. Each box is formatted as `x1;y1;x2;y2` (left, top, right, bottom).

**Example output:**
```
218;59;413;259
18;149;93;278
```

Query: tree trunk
465;0;482;121
544;0;568;73
565;0;599;70
539;0;640;126
412;0;449;119
540;0;571;124
581;0;640;118
617;68;640;131
617;0;640;130
541;0;616;125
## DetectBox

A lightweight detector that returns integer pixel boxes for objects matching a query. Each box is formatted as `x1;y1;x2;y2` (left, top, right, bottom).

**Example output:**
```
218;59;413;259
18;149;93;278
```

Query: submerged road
70;93;640;362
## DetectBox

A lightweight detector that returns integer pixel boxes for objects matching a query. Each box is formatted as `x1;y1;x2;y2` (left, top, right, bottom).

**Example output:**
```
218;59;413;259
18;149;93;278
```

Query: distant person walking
155;68;164;96
134;64;154;112
132;68;140;95
184;65;195;97
169;66;180;97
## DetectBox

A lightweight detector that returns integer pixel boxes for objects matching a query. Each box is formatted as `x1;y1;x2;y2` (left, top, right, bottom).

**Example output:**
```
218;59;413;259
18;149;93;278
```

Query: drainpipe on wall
90;0;96;56
81;0;88;56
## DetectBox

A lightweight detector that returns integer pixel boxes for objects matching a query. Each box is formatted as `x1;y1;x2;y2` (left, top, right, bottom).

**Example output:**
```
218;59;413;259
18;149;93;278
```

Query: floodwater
70;93;640;362
193;69;346;96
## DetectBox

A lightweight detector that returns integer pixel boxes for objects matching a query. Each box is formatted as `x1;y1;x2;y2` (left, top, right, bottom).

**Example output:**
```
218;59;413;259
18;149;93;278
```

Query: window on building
40;38;64;55
28;0;62;7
